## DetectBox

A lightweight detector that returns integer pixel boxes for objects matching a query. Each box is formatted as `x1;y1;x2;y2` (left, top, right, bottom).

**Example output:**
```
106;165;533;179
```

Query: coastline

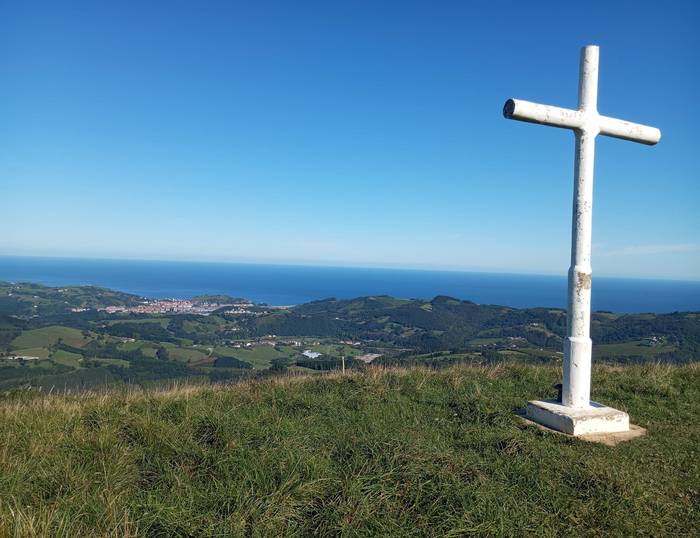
1;255;699;314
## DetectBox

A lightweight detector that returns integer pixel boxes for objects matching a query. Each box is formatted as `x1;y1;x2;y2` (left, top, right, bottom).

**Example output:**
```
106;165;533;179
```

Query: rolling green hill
244;295;700;360
11;325;90;350
0;281;142;317
0;363;697;536
1;283;698;391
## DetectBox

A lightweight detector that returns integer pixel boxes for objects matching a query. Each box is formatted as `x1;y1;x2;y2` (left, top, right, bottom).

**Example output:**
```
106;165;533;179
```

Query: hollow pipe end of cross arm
502;99;516;119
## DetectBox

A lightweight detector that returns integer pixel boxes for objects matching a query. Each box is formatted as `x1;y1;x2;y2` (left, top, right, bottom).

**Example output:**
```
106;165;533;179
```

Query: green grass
117;340;142;351
468;337;504;345
138;345;158;358
306;343;363;357
11;326;89;350
287;365;322;374
27;359;57;370
51;350;83;368
213;345;293;369
9;347;51;359
118;339;173;355
167;347;210;363
89;358;130;368
104;318;170;328
0;363;697;536
593;340;676;358
512;348;563;361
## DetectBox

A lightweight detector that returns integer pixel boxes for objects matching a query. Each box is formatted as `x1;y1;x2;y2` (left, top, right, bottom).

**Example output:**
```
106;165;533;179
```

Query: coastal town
98;298;259;316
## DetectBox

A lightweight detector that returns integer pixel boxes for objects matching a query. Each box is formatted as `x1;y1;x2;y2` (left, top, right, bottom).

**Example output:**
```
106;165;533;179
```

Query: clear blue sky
2;1;698;279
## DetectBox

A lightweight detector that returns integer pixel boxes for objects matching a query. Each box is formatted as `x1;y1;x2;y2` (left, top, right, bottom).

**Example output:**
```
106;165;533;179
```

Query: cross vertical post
503;45;661;435
565;45;598;408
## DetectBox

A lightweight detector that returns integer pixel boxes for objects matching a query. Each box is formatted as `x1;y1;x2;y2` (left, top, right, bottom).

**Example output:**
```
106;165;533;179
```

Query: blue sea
0;256;698;314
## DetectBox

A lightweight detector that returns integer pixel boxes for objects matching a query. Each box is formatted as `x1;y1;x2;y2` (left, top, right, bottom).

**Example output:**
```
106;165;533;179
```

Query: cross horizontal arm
598;115;661;145
503;99;583;130
503;98;661;145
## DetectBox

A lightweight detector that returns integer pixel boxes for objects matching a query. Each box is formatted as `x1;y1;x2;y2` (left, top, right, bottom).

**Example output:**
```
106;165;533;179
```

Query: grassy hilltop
1;363;698;537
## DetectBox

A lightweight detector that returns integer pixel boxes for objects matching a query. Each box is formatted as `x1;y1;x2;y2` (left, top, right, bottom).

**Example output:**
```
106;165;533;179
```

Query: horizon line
1;253;698;284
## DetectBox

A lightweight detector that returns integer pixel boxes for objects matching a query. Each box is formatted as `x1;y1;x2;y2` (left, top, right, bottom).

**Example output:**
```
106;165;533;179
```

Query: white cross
504;45;661;410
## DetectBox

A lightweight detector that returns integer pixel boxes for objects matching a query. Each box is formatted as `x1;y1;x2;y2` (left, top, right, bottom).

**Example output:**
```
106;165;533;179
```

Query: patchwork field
51;350;83;367
213;345;295;369
166;346;210;363
11;326;90;350
593;340;676;358
8;347;51;359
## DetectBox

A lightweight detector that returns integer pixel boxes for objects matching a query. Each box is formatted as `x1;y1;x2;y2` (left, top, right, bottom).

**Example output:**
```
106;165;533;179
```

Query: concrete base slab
577;424;647;446
525;399;629;436
518;412;647;446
